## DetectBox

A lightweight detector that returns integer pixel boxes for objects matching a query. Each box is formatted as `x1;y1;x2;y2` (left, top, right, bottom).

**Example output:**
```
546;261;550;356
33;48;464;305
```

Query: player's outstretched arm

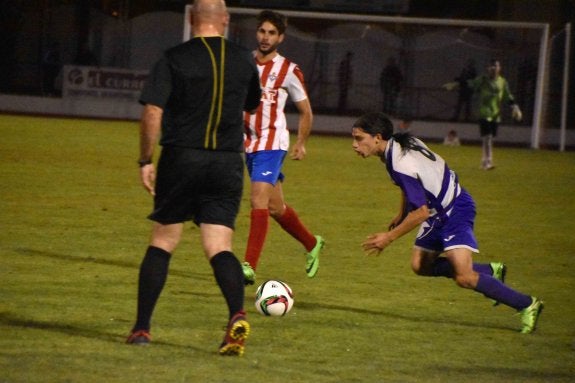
363;204;429;256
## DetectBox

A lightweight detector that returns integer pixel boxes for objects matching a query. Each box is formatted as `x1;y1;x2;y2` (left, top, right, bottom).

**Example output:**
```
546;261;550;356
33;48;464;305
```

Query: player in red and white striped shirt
241;10;325;285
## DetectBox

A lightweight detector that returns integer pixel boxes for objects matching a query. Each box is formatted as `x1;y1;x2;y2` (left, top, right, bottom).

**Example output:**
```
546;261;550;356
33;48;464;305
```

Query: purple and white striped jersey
382;137;461;218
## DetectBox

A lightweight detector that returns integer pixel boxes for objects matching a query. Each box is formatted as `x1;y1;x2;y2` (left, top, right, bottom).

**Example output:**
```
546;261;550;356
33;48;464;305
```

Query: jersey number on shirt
407;141;436;161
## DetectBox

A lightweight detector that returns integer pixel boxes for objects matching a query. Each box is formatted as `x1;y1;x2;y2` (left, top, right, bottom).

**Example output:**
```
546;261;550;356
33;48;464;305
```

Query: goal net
184;6;554;148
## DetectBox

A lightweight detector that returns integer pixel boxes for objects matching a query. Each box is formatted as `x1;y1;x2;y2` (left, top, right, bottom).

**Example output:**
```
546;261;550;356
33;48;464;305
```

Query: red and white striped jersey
244;53;308;153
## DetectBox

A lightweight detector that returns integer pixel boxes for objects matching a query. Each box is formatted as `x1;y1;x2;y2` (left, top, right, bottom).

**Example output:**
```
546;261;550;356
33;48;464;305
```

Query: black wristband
138;159;153;167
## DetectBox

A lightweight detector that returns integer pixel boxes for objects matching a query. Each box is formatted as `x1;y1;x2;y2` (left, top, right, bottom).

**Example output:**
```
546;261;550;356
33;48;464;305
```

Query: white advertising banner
62;65;149;102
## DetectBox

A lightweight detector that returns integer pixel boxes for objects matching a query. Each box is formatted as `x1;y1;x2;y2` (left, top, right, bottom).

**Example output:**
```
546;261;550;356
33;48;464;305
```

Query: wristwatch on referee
138;159;153;167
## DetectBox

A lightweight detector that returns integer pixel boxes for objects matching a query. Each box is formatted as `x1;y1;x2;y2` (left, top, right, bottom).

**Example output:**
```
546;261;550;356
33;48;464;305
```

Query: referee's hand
140;164;156;196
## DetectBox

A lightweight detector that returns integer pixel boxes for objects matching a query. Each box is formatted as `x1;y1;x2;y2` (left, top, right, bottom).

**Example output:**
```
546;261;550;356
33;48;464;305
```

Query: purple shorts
414;189;479;253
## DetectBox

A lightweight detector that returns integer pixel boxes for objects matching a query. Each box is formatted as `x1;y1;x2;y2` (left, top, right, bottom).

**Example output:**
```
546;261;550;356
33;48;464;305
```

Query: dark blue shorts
414;189;479;253
245;150;286;185
149;147;244;228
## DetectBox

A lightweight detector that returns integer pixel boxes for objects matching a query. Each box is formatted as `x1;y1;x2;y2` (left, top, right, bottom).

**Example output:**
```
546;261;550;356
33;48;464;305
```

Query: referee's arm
138;104;163;195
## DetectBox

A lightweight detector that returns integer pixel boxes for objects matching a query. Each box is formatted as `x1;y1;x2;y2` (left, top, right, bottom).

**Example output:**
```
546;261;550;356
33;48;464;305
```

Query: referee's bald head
189;0;229;35
192;0;227;18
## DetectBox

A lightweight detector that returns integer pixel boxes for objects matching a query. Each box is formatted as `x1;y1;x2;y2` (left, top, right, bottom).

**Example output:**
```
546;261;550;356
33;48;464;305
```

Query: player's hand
442;82;458;91
290;143;306;160
140;164;156;196
362;232;393;256
512;104;523;122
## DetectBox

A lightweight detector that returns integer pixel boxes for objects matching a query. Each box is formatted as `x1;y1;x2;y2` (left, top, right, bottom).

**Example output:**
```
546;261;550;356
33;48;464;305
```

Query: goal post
559;22;572;152
184;6;552;149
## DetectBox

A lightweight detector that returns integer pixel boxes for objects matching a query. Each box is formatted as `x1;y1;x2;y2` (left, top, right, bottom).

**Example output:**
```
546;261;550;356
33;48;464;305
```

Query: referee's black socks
210;251;245;319
134;246;171;331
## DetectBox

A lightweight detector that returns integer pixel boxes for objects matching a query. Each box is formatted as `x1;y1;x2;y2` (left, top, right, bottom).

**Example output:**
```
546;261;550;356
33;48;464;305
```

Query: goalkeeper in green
445;59;522;170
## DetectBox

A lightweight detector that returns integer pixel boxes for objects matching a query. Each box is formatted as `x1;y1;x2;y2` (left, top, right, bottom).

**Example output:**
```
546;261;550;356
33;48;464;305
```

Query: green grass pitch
1;114;574;382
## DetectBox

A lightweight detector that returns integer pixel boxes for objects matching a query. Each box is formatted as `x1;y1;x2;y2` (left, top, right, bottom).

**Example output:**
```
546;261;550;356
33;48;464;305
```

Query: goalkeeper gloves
511;104;523;122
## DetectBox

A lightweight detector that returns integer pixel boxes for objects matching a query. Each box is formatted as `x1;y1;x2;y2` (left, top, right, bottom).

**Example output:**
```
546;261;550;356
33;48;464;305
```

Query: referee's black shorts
149;146;244;229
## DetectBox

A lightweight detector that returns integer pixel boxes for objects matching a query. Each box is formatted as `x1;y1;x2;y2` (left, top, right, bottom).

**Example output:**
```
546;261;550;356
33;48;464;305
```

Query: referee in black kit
126;0;261;357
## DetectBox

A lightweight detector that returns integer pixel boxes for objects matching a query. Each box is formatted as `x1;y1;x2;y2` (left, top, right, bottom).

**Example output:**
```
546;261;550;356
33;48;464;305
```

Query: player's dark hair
353;112;414;150
353;112;393;139
257;10;287;35
391;132;414;151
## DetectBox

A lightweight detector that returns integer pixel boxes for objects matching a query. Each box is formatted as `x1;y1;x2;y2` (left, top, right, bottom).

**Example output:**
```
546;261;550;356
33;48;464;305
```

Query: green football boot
305;235;325;278
242;262;256;286
520;297;544;334
490;262;507;306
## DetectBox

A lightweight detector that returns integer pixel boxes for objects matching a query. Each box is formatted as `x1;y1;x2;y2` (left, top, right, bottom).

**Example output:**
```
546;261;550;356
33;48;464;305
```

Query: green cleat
305;235;325;278
490;262;507;306
241;262;256;286
520;297;543;334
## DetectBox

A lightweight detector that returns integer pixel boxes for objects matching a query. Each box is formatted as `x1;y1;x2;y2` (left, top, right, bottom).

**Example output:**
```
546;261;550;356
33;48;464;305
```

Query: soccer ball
254;280;294;316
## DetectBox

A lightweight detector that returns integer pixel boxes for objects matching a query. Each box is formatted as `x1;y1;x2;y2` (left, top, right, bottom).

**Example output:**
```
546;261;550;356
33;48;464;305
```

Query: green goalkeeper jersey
468;75;515;122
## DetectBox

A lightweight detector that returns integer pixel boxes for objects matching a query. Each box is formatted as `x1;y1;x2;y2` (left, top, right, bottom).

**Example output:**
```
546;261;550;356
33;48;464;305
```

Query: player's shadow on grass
433;365;574;381
0;311;206;352
296;301;513;332
13;247;210;281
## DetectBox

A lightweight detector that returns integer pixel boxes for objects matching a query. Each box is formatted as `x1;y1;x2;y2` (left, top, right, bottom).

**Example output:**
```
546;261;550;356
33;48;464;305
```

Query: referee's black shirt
140;36;261;152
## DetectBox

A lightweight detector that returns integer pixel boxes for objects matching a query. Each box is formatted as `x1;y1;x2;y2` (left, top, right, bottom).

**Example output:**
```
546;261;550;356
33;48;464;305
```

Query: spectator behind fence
338;51;353;113
450;59;476;121
42;42;61;96
379;57;403;116
443;129;461;146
